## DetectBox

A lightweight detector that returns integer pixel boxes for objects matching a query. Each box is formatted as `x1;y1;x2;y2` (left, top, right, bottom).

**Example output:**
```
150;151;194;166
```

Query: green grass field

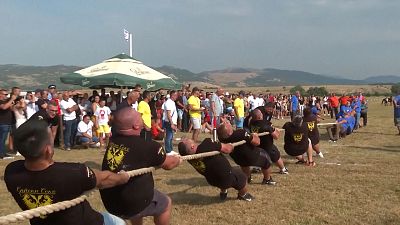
0;97;399;225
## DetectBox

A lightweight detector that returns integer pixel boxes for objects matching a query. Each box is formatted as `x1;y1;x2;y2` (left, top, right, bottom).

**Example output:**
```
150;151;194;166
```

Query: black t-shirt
249;119;274;150
4;161;102;225
282;122;309;150
36;99;49;112
303;114;319;140
0;99;13;125
179;138;233;187
100;135;166;218
116;99;131;111
176;96;184;110
29;110;59;127
218;129;260;166
256;106;273;122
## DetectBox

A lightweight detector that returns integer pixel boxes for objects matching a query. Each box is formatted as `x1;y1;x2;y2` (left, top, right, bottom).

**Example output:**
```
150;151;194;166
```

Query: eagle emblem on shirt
293;133;303;142
106;143;130;171
307;122;315;131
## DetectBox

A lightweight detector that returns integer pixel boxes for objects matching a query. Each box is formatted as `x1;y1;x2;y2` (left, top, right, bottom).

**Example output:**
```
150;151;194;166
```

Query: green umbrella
60;54;181;91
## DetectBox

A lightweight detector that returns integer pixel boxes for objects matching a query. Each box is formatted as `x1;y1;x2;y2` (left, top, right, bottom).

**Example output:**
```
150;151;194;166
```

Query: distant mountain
0;64;398;90
362;75;400;84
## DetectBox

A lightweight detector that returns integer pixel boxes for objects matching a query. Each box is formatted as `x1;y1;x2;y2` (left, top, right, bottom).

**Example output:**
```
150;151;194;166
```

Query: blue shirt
340;105;352;115
337;117;348;130
347;115;355;130
394;95;400;118
291;96;299;112
311;106;319;115
352;99;361;113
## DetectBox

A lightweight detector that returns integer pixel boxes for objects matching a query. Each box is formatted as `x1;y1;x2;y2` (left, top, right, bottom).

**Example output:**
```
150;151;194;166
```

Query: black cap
48;84;56;89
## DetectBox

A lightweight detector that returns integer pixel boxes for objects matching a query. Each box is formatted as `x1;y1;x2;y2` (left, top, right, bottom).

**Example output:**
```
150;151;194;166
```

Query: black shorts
265;144;281;163
284;139;310;156
253;148;271;169
129;189;169;220
210;167;247;191
309;135;320;146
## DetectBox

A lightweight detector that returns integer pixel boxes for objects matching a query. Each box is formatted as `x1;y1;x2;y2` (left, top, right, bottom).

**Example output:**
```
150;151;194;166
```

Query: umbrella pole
120;87;123;103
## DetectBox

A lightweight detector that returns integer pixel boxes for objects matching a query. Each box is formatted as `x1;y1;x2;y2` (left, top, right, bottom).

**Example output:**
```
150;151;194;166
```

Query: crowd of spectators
0;82;383;158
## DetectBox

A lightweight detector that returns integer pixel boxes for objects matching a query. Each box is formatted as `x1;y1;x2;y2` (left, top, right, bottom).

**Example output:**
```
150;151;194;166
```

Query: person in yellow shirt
234;91;245;129
137;90;152;141
188;87;203;142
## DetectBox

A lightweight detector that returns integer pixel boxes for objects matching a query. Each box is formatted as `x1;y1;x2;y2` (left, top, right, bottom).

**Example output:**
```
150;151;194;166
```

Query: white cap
225;92;230;96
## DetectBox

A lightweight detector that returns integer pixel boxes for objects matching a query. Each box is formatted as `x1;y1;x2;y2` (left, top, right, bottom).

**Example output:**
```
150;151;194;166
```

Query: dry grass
0;97;399;225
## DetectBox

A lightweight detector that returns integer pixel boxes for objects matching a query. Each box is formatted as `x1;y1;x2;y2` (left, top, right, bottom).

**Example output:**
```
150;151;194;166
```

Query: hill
0;64;398;90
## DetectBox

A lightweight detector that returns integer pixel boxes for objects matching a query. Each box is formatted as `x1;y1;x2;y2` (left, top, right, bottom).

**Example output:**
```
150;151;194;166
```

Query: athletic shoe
279;167;289;175
219;190;228;200
317;152;324;158
237;193;255;202
247;175;253;184
261;177;277;185
0;153;15;160
16;152;22;156
65;147;71;151
167;151;179;156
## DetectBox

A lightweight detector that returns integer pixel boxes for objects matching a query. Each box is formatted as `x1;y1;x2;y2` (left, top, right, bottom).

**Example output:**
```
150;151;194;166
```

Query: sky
1;0;400;79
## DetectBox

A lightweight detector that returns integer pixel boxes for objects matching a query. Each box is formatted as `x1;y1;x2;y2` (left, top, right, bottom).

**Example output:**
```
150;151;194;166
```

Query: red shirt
329;96;339;108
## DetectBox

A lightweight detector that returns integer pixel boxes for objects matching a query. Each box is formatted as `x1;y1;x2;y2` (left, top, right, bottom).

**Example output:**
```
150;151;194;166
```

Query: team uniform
179;138;246;191
218;129;271;169
303;114;320;146
100;135;168;219
249;120;281;163
28;110;59;128
5;161;104;225
282;122;310;156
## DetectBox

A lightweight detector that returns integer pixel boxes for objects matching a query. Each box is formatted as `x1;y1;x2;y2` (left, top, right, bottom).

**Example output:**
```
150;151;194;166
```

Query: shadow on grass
166;177;209;187
346;145;400;153
168;187;226;206
355;130;397;136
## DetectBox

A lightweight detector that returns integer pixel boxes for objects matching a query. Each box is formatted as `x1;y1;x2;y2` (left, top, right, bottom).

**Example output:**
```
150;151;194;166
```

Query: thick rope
317;122;338;126
0;132;272;224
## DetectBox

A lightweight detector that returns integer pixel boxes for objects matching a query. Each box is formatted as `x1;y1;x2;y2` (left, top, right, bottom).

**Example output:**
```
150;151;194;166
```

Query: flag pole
129;33;133;57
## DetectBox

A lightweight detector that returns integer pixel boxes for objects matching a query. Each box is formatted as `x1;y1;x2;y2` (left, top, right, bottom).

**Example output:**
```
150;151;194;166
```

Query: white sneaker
167;151;179;156
317;152;324;158
16;152;22;156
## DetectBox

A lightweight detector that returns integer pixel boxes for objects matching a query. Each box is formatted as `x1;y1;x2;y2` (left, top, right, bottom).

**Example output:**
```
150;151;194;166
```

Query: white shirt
162;98;177;125
95;106;111;125
77;120;94;137
60;98;77;121
256;97;265;107
25;100;37;119
131;101;138;110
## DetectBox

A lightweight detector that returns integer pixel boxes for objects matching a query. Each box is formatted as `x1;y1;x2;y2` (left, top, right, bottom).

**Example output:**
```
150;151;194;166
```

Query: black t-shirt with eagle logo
302;114;320;144
282;122;309;155
29;110;59;127
179;138;233;188
218;129;260;166
100;135;166;218
4;161;102;225
249;119;275;150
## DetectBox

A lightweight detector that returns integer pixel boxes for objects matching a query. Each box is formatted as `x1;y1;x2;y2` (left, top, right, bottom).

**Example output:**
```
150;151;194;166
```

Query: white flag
123;29;130;41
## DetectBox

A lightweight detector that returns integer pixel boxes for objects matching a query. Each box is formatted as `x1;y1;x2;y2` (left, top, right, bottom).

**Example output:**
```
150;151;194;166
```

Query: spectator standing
60;91;78;151
210;88;224;127
290;91;300;121
0;89;16;159
360;99;368;127
162;90;178;154
188;87;203;142
94;99;112;150
234;91;245;129
176;90;185;131
25;92;37;119
394;91;400;135
137;90;152;141
328;93;339;119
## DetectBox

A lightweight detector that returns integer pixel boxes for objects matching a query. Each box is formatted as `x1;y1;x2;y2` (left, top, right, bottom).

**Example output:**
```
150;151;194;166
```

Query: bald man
100;108;182;225
178;137;254;201
249;109;288;174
